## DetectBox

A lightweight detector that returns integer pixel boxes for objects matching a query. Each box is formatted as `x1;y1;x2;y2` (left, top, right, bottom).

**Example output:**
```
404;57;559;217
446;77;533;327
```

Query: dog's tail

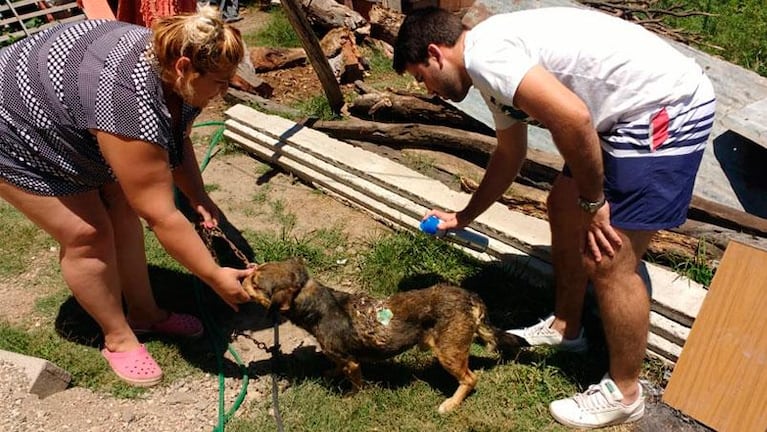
472;297;525;356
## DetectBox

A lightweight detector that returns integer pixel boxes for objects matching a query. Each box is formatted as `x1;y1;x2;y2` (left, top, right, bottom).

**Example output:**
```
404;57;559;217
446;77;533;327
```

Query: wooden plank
663;241;767;432
225;104;708;328
0;14;84;44
225;104;553;253
649;311;689;348
647;331;681;364
0;3;81;26
721;98;767;150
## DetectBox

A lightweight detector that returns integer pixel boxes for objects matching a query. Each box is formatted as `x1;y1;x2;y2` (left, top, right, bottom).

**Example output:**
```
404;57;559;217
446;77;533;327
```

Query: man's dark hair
392;7;464;74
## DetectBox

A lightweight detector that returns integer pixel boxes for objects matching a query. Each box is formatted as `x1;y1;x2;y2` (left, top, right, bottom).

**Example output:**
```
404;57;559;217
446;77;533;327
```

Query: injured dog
242;259;523;413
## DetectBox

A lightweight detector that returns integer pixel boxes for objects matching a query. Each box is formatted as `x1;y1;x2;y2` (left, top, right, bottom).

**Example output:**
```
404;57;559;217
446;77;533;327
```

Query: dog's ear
241;274;256;298
269;288;294;313
268;260;310;313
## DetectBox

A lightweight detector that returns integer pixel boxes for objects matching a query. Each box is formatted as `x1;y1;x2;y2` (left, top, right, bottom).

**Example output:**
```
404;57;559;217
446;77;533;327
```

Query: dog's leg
433;345;478;414
326;354;363;393
342;359;363;392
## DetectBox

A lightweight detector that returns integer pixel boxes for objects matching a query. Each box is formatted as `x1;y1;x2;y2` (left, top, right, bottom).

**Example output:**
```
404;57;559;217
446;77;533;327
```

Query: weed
243;8;301;48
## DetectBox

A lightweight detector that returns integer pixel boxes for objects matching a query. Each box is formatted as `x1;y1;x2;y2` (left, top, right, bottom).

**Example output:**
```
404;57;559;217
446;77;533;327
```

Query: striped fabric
0;20;199;196
598;77;717;231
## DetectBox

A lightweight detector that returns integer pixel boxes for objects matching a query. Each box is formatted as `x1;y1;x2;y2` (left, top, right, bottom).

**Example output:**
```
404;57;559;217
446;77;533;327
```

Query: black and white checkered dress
0;20;200;196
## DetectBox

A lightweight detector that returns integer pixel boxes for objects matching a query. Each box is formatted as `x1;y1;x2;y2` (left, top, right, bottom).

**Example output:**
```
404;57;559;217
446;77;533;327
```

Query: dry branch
578;0;719;48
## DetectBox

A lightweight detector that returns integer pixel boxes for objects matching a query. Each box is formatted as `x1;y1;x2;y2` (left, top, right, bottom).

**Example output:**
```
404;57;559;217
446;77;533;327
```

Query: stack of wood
240;1;403;86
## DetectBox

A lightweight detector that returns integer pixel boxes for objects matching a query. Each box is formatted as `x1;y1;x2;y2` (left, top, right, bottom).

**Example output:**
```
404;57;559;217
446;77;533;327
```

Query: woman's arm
95;130;250;309
172;123;221;228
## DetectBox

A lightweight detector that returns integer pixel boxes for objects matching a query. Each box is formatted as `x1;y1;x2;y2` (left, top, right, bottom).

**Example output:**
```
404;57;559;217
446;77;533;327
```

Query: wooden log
349;90;496;135
230;57;274;98
320;27;365;84
368;4;403;46
310;118;562;186
299;0;369;35
689;195;767;238
249;46;307;72
279;0;345;114
224;88;301;118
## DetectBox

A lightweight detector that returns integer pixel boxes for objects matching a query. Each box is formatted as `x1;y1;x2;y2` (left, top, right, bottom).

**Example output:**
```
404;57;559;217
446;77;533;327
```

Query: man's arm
456;122;528;226
513;65;604;204
513;65;621;259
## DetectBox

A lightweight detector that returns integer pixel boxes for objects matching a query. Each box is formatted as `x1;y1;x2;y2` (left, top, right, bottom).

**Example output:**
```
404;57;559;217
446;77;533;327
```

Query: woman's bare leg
99;182;167;325
0;180;139;353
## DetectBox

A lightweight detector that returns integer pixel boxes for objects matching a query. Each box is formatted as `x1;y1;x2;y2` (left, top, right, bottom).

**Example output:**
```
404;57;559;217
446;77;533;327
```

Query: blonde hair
151;6;244;95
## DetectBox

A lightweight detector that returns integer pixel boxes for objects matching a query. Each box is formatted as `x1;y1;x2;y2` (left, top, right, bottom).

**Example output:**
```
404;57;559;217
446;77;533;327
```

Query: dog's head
242;258;310;313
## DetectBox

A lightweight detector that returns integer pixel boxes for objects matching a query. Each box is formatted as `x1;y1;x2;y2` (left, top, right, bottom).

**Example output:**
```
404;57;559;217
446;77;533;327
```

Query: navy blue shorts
564;78;716;231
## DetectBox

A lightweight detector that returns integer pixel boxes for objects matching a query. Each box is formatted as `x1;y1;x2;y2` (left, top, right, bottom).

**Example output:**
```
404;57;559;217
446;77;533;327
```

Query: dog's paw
438;398;460;414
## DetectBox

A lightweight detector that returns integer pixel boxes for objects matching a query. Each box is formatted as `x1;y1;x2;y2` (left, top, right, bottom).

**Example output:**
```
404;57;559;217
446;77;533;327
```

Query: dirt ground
0;7;714;432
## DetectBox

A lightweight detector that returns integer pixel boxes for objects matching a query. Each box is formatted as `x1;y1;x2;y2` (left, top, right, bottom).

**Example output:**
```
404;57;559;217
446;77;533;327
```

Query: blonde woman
0;7;252;387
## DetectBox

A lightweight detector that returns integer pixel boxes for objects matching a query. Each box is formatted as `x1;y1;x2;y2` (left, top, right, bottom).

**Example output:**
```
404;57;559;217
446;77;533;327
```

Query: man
393;6;715;429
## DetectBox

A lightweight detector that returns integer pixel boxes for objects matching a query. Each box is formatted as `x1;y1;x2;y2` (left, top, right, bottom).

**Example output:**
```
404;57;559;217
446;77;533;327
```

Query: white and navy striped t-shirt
0;19;200;196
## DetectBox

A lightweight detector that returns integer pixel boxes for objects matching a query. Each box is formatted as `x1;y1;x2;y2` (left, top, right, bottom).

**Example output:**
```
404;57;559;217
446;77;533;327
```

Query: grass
649;239;717;287
656;0;767;77
0;203;56;277
242;7;301;49
0;197;633;430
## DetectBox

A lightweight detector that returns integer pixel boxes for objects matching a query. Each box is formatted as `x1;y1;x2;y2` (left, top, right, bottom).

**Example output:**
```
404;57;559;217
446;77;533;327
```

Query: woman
0;7;252;386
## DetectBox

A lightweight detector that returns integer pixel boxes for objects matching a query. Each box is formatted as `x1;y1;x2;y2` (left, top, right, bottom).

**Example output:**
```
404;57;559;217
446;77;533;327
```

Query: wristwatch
578;196;606;213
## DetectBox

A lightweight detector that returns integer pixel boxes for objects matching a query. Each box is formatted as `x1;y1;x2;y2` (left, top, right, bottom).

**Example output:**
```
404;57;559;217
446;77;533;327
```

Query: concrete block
0;349;71;398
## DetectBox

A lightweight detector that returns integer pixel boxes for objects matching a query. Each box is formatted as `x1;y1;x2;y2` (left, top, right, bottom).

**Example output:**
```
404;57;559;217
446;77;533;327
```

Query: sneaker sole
550;404;644;429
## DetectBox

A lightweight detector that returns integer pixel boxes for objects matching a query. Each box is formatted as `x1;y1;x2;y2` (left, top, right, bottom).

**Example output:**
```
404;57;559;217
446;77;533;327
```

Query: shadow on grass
52;263;275;378
393;260;612;391
241;258;612;399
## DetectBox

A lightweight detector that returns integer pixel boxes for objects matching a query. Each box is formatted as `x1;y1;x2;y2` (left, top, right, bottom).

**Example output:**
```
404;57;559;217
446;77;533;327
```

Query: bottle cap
419;215;441;235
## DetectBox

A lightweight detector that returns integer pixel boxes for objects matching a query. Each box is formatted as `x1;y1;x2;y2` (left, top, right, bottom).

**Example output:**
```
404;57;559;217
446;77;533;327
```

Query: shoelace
573;384;615;412
526;319;558;337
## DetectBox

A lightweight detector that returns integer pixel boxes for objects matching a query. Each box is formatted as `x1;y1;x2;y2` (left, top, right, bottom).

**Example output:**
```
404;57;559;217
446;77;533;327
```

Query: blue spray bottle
419;215;490;253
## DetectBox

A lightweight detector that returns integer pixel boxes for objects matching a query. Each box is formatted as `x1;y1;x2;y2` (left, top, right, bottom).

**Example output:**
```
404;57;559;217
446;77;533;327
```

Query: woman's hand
208;266;254;312
192;193;221;229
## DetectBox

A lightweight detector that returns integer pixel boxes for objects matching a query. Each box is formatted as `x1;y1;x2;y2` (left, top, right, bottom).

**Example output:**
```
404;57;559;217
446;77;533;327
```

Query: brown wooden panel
663;240;767;432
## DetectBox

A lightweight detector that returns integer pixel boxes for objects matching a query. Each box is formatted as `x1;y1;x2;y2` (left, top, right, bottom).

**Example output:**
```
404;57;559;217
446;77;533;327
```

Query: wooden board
721;98;767;150
663;241;767;432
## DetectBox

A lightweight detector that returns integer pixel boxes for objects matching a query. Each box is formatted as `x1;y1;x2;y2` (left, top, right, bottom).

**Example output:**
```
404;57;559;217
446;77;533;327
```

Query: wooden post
279;0;345;114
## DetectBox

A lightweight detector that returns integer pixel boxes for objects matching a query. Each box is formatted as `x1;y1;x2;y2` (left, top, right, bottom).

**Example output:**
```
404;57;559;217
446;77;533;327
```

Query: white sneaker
549;374;645;429
506;314;588;353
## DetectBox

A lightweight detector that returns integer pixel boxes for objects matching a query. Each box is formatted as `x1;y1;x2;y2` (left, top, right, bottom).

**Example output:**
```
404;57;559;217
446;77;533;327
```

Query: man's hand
582;202;622;262
423;209;464;231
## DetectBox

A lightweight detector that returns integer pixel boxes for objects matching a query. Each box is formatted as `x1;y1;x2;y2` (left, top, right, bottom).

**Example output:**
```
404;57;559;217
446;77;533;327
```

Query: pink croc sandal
129;312;204;338
101;344;163;387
